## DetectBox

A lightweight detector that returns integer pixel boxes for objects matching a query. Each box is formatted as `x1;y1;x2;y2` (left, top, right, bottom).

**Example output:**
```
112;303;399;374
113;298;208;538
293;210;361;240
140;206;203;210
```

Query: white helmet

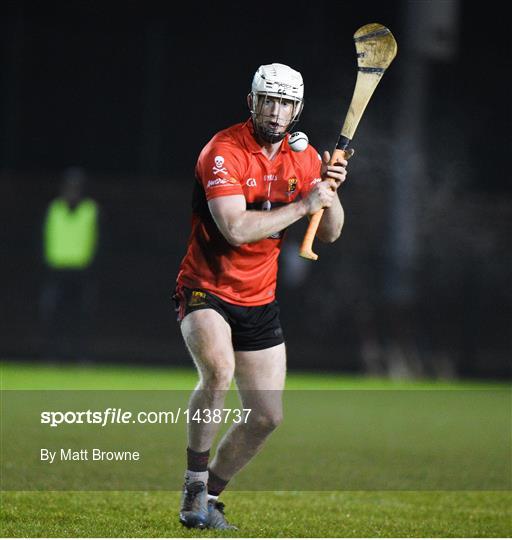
249;63;304;142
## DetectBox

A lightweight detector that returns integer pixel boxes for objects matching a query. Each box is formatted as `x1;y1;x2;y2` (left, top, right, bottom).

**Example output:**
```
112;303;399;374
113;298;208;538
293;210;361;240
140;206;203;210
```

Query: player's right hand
304;180;338;214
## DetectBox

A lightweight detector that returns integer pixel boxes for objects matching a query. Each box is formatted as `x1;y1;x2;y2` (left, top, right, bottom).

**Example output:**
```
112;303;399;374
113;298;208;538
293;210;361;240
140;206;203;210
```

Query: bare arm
315;150;348;243
208;173;342;247
208;151;347;247
208;195;308;247
317;193;344;243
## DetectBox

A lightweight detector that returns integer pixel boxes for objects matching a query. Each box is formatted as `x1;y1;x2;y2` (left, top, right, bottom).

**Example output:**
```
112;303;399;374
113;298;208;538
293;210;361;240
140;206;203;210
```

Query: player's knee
200;362;234;390
250;410;283;433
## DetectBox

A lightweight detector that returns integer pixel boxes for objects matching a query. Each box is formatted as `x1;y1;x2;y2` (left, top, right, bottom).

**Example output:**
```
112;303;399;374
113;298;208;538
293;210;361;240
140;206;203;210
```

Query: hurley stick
299;23;397;260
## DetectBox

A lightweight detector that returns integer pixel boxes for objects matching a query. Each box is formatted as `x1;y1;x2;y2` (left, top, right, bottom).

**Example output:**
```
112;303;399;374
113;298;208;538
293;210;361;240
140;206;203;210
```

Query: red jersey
177;120;322;306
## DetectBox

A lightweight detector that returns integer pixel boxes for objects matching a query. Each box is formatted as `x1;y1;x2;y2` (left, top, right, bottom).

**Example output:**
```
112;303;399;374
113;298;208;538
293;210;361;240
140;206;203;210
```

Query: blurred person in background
40;167;100;360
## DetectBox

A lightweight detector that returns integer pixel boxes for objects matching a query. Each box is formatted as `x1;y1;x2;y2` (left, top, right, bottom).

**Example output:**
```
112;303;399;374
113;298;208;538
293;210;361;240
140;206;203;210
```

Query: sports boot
179;481;208;529
207;499;238;530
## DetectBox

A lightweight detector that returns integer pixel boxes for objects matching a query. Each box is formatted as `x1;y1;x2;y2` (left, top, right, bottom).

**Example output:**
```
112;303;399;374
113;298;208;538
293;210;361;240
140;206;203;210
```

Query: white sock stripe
184;469;209;484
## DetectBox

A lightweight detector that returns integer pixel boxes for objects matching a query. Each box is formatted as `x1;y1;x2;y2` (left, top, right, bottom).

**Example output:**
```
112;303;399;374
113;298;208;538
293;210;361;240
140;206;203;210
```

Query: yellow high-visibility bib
44;198;98;269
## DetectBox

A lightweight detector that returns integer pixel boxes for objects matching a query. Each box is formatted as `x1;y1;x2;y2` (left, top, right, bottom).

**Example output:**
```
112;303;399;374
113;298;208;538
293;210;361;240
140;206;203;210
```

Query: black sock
186;447;210;472
207;468;229;497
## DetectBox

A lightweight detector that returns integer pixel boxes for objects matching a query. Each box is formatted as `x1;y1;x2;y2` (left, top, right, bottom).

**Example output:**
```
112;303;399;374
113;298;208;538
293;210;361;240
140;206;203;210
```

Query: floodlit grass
1;360;510;537
1;490;510;537
1;359;508;390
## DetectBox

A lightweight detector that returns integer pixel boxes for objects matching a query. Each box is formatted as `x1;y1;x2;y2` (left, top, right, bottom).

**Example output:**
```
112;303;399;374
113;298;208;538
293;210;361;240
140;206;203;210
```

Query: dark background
1;0;510;378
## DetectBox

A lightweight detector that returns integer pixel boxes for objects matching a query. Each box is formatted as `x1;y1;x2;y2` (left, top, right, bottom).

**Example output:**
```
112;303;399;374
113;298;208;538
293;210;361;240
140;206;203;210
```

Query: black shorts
172;285;284;351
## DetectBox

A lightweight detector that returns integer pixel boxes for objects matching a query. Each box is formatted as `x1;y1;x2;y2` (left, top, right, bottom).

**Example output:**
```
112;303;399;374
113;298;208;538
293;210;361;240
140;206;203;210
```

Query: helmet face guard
250;92;303;143
249;63;304;144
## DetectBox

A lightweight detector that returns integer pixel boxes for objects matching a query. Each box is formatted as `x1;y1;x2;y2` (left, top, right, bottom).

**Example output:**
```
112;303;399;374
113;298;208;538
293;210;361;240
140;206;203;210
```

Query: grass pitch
1;360;510;538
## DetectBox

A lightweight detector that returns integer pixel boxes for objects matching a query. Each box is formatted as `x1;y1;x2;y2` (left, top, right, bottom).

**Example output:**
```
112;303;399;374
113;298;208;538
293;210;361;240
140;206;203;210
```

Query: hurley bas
41;448;140;463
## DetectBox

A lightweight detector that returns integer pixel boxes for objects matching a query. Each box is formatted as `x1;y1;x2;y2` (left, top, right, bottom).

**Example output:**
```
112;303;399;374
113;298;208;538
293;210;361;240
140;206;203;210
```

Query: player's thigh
180;308;235;377
234;343;286;391
234;344;286;424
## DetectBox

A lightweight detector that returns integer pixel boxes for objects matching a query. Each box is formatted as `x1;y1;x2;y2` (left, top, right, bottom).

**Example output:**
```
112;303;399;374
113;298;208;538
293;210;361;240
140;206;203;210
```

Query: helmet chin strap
253;121;287;144
251;113;296;144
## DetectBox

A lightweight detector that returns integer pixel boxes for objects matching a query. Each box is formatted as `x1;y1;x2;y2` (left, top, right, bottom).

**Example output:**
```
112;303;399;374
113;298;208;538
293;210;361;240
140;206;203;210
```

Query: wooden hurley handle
299;148;353;260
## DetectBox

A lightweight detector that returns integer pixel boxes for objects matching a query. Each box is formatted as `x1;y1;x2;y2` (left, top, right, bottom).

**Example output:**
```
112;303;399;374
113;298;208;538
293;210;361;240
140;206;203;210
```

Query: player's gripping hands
303;151;348;214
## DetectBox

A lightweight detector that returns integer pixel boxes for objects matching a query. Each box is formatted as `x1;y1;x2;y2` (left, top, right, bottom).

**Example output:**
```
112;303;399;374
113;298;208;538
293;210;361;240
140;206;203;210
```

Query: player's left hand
320;150;351;190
